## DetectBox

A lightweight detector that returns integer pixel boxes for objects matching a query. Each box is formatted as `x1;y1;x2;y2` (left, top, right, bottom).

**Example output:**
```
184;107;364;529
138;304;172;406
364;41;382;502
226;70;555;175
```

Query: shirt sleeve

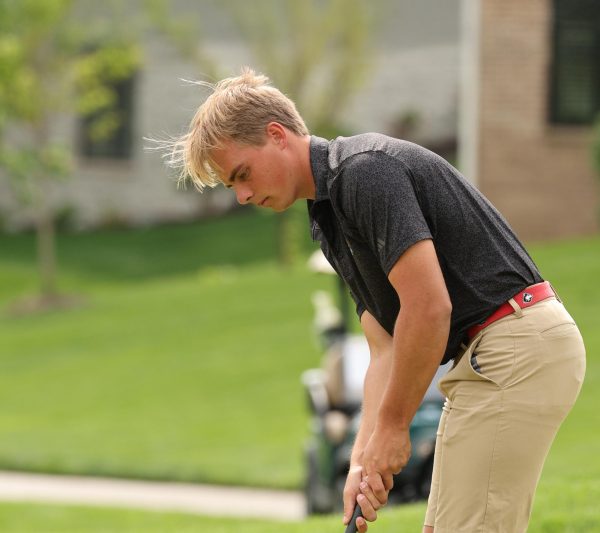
334;151;433;275
350;288;366;319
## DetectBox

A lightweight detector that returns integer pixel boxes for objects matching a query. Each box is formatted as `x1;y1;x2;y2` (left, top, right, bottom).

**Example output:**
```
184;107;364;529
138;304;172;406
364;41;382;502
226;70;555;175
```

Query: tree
0;0;140;310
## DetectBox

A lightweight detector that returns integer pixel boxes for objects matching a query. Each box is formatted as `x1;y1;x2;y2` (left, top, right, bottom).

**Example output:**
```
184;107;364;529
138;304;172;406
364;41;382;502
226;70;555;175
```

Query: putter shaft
345;504;363;533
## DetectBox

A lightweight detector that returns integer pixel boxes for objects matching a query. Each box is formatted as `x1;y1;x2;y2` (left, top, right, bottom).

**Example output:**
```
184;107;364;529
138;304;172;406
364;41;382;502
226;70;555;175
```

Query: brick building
459;0;599;241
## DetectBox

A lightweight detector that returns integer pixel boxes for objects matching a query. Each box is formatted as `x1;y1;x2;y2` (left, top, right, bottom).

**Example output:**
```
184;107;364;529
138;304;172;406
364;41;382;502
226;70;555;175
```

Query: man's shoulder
328;133;436;173
329;133;388;166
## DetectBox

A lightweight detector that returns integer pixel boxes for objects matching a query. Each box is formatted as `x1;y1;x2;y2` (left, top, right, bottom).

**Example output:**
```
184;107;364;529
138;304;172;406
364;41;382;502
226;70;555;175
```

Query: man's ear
266;122;287;147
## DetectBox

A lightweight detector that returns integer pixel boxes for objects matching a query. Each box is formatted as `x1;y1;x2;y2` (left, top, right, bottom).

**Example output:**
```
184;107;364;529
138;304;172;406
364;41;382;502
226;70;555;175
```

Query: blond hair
166;67;309;191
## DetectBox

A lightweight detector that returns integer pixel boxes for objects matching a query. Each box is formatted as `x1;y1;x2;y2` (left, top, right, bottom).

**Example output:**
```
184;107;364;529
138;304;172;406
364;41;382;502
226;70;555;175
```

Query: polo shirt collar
309;135;331;204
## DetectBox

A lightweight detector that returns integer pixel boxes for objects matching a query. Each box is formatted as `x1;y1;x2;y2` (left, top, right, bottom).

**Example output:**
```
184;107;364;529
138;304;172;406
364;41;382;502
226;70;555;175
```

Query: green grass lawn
0;209;330;489
0;211;599;529
0;493;597;533
0;501;426;533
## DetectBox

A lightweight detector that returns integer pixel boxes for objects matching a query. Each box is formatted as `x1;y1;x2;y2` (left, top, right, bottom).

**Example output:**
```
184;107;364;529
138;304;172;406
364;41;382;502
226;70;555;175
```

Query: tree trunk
36;202;58;299
33;119;59;300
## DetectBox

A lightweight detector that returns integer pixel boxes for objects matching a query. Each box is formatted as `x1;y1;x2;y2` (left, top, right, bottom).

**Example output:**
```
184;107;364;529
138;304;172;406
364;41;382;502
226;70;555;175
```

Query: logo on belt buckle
523;292;533;303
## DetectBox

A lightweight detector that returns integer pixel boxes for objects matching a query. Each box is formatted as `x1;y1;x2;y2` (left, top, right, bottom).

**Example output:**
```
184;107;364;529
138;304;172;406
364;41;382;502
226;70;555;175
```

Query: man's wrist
350;450;364;467
377;403;411;431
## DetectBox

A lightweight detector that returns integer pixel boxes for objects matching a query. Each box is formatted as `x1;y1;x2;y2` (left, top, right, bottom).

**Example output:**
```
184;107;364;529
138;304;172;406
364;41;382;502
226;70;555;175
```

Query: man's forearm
377;306;450;429
350;348;393;465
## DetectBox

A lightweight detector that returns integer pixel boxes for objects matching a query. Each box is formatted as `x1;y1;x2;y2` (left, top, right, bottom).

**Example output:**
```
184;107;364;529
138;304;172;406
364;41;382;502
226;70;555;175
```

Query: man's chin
264;198;294;212
272;200;296;212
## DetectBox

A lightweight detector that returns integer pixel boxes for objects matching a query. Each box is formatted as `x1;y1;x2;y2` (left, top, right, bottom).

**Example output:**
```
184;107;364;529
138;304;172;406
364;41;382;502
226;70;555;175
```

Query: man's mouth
259;197;269;207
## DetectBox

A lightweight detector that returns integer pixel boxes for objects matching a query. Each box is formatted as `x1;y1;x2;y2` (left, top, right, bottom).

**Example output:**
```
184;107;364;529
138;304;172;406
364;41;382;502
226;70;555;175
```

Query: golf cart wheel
305;448;333;515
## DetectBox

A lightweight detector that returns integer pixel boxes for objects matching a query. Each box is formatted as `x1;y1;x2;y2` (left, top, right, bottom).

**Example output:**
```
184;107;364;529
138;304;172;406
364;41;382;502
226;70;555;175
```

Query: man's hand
343;466;367;530
343;465;381;532
343;460;393;532
362;424;411;502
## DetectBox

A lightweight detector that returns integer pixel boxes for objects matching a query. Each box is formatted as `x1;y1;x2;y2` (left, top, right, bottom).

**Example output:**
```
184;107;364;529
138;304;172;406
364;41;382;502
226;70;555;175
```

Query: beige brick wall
478;0;599;241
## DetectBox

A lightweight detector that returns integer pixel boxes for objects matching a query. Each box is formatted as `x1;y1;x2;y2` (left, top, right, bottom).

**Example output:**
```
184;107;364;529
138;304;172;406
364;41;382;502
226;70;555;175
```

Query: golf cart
302;250;450;514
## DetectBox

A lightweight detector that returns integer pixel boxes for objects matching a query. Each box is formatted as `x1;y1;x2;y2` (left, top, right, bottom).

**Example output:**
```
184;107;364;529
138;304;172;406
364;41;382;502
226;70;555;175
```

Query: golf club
345;503;363;533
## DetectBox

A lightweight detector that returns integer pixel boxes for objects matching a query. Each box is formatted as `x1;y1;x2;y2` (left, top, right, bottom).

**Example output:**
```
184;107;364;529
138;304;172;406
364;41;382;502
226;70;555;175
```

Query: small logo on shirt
523;292;533;303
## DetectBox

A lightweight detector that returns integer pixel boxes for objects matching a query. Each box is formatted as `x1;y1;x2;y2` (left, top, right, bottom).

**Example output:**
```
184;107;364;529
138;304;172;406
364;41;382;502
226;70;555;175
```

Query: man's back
309;133;542;362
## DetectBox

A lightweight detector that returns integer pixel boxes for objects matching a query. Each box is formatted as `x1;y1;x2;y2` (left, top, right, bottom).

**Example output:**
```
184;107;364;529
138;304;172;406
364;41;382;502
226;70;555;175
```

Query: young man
169;68;586;532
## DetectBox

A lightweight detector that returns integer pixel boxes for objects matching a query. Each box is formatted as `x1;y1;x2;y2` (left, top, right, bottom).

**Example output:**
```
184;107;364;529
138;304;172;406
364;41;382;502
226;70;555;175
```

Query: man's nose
235;185;253;205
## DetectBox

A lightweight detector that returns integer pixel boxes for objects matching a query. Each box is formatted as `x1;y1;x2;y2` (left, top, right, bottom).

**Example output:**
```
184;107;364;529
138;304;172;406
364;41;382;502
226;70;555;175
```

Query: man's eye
238;169;249;181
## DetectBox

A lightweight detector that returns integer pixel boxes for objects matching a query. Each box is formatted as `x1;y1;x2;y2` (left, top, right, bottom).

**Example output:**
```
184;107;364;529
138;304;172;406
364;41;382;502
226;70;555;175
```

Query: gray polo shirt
307;134;542;364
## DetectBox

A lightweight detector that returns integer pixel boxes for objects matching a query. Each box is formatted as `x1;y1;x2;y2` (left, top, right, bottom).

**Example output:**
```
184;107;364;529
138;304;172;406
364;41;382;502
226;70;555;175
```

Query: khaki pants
424;297;586;532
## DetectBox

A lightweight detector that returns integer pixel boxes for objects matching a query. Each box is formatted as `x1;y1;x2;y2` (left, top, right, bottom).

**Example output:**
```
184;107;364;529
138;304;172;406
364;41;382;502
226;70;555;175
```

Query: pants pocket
438;337;486;399
468;322;516;388
470;354;482;374
539;321;577;339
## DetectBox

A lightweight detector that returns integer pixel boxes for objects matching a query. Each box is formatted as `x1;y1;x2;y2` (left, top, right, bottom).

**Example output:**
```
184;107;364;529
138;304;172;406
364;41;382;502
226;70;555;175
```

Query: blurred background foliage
0;0;142;306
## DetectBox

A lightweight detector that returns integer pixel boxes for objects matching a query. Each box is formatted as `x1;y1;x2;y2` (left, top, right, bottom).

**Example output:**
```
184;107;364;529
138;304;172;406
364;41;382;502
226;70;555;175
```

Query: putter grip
344;503;363;533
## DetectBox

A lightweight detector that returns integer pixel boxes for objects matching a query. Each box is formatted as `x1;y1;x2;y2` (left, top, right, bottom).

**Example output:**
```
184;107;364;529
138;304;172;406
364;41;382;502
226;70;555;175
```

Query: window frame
79;72;137;160
549;0;600;125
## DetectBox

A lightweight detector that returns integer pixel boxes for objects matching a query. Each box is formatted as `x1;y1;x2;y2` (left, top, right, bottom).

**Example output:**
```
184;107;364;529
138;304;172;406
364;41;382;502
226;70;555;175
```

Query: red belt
467;281;556;339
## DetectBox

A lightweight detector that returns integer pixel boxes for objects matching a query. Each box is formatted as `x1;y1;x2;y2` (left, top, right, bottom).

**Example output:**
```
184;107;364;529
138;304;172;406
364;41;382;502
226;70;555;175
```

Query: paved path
0;471;305;521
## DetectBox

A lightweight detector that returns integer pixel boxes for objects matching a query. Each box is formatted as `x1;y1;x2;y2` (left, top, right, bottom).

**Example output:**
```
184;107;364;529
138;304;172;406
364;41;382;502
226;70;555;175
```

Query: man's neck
295;134;316;200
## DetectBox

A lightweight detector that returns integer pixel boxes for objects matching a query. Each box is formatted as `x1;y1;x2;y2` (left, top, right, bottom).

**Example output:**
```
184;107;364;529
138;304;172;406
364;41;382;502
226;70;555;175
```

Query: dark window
550;0;600;124
80;74;136;159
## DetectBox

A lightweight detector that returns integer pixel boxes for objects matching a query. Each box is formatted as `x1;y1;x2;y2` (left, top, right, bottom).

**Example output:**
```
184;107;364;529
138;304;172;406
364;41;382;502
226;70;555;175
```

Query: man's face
211;131;297;212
